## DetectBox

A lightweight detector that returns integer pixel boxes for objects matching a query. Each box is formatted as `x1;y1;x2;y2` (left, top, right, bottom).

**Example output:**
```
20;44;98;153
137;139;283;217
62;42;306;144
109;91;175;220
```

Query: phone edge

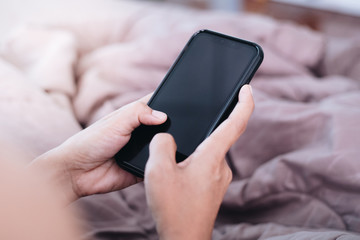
116;30;264;178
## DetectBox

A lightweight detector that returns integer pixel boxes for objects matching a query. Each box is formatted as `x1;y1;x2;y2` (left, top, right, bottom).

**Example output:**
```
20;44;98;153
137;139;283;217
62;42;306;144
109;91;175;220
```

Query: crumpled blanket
1;0;360;239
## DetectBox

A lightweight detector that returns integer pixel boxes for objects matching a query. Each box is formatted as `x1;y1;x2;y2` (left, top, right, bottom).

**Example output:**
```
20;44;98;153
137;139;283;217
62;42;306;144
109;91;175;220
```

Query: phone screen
115;30;262;176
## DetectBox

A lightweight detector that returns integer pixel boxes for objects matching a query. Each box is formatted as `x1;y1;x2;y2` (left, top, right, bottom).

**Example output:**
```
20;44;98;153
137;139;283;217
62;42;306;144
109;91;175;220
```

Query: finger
121;102;168;135
196;85;254;161
145;133;177;176
94;100;167;136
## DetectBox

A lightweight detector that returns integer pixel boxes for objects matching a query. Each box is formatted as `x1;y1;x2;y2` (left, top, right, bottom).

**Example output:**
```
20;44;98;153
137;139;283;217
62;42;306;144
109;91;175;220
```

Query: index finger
195;85;254;162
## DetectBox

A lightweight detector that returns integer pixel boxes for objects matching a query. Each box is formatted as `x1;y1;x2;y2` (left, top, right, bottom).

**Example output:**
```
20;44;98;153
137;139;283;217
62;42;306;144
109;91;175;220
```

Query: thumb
145;133;177;176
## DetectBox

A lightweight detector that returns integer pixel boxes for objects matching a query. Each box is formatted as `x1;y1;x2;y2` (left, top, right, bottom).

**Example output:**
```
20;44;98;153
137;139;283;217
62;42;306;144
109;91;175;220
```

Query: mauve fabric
0;0;359;239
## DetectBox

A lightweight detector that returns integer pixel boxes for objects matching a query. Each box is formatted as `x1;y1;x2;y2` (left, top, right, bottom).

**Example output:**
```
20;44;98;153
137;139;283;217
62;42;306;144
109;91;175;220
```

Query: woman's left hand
30;94;167;203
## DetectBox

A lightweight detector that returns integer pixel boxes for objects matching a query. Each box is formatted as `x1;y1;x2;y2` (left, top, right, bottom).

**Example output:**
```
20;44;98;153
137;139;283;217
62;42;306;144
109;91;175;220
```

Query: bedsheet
0;0;360;239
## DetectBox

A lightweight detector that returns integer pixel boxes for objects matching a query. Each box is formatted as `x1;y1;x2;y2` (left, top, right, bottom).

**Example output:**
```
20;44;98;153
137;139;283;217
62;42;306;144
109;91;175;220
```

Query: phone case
116;29;264;177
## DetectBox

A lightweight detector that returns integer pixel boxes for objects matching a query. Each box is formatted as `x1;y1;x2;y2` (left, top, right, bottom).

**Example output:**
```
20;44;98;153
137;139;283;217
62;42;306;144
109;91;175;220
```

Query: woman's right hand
144;85;254;240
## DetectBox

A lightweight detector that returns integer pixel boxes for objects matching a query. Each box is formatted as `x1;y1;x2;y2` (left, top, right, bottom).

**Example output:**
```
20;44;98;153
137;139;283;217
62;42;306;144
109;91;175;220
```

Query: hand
29;94;167;203
144;85;254;240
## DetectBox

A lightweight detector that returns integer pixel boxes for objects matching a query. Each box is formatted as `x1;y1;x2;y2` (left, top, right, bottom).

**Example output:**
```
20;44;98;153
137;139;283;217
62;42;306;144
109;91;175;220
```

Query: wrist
156;218;213;240
28;147;78;205
159;229;212;240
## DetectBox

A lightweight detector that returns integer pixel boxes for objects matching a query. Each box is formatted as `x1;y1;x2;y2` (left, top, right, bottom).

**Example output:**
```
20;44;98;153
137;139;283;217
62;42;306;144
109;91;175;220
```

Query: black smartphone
115;29;263;177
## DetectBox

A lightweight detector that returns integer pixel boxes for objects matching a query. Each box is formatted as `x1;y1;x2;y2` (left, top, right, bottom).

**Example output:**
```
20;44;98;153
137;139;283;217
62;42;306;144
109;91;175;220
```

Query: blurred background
0;0;360;39
161;0;360;37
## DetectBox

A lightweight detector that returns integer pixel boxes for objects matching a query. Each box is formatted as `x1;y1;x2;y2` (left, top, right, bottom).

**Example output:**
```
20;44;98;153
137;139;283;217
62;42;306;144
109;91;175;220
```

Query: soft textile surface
1;0;360;239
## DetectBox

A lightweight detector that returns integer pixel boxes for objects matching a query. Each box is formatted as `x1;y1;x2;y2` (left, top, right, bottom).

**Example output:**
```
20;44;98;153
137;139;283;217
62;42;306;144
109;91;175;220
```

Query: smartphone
115;29;263;177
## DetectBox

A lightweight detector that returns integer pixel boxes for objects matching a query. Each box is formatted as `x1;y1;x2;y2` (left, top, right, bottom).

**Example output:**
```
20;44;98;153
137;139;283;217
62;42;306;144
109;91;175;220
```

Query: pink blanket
1;0;360;239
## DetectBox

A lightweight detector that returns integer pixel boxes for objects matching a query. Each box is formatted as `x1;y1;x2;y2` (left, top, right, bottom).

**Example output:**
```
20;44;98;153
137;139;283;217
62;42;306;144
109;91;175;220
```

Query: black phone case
116;29;263;177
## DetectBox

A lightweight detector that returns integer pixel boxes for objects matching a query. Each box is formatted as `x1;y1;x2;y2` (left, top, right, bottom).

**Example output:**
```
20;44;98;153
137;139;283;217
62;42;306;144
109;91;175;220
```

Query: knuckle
213;150;227;163
119;101;149;118
225;167;233;185
211;169;222;183
133;101;149;112
209;159;225;178
236;118;248;135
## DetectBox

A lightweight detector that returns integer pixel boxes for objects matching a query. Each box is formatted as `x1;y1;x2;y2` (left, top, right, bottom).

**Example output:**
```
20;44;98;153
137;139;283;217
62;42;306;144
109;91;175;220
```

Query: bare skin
0;159;80;240
29;93;167;203
23;85;254;239
145;85;254;239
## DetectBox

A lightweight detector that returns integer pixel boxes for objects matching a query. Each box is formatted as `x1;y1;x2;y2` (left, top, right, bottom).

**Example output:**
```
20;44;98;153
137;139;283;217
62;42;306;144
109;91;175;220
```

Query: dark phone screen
116;31;259;173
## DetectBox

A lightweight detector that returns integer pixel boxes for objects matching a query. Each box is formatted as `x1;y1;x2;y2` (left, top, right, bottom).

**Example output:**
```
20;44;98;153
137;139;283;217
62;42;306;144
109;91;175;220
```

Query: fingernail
152;110;167;120
240;84;252;96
